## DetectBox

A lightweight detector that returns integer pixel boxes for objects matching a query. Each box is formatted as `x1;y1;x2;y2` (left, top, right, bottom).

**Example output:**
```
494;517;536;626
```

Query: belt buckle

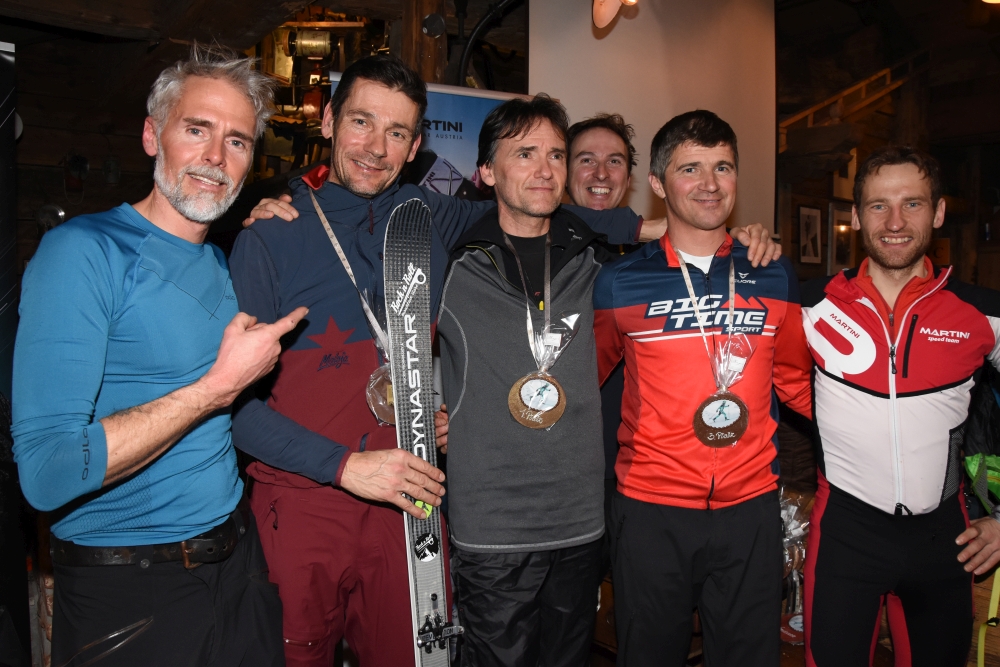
180;540;200;570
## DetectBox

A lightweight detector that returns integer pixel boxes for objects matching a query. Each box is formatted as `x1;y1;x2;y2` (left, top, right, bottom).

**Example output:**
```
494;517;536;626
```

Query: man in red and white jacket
802;146;1000;666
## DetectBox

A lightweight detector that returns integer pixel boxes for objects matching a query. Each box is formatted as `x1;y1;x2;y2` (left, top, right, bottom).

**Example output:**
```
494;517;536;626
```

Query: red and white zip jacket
802;257;1000;515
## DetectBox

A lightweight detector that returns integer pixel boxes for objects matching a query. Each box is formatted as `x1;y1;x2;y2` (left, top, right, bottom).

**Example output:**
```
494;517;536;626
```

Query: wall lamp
593;0;638;29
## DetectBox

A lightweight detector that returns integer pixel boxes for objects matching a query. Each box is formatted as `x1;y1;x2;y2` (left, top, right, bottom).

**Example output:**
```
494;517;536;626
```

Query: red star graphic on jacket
267;316;394;450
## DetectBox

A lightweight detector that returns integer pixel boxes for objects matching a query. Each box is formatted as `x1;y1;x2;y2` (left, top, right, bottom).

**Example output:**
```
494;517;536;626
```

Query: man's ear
406;132;423;163
480;163;497;187
141;118;158;159
851;205;861;232
321;103;335;140
932;197;946;230
648;173;666;200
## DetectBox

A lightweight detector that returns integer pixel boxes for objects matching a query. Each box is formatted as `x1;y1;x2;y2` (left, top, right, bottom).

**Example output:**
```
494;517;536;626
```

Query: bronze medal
693;390;749;447
508;371;566;429
366;364;396;425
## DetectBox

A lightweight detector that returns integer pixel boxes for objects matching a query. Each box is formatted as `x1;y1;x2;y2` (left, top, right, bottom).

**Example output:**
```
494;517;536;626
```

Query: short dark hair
329;54;428;133
853;145;943;210
477;94;570;168
649;110;738;181
567;113;638;174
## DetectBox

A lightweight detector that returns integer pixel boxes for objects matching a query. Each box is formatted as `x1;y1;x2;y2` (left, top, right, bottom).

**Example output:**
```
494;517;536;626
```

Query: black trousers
52;510;283;667
452;539;603;667
611;490;782;667
806;482;972;667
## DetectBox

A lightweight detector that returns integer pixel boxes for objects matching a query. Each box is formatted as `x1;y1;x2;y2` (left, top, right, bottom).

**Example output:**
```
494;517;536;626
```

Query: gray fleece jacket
437;208;609;553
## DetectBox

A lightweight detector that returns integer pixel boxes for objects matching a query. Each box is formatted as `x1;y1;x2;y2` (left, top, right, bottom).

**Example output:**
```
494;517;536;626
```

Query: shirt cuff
334;450;352;487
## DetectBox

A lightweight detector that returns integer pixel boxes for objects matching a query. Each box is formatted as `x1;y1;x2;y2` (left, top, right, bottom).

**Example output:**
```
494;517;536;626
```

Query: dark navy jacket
229;165;642;489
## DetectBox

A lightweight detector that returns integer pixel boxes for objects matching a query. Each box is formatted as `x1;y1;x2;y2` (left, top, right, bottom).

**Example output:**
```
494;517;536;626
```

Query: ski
384;199;461;666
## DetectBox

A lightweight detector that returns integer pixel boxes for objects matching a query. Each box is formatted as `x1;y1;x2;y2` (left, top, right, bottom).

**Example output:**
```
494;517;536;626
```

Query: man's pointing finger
270;307;309;336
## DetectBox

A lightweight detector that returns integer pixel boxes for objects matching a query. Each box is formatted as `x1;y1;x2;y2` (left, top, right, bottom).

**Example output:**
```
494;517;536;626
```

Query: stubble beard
154;153;242;224
860;227;931;278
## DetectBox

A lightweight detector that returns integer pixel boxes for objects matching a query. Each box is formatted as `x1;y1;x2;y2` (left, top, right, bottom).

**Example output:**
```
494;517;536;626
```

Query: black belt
51;496;250;569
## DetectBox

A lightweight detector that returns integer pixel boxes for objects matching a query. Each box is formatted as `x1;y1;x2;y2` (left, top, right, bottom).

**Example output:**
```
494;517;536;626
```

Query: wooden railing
778;51;930;153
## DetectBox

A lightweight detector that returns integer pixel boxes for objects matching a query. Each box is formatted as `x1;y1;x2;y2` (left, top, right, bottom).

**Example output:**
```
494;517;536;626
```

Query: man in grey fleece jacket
436;94;609;667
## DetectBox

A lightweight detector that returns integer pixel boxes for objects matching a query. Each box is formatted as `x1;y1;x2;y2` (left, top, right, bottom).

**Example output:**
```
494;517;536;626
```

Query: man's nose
537;158;553;179
365;131;388;158
201;134;226;167
885;205;906;231
700;171;720;192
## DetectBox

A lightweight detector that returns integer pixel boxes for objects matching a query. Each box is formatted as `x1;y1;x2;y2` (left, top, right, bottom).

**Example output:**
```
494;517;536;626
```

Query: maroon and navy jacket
801;257;1000;515
228;165;642;490
593;231;813;509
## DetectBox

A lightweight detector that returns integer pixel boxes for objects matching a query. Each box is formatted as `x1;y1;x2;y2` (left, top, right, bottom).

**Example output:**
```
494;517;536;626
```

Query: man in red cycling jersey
801;146;1000;666
594;110;813;666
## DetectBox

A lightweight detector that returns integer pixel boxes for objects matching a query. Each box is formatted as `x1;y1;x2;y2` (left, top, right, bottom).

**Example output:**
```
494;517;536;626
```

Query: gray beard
153;156;242;224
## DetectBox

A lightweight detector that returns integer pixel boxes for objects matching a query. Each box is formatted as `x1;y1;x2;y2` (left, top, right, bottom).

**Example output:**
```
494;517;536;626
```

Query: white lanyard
308;190;391;355
673;246;736;391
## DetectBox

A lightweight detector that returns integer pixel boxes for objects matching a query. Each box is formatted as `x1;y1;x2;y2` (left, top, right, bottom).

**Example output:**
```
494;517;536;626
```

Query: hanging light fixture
593;0;637;29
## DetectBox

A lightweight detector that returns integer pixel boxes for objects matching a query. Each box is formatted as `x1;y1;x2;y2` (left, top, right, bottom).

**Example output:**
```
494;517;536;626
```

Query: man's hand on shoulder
732;223;782;268
957;516;1000;575
339;449;446;519
242;194;299;228
200;306;309;408
634;218;781;268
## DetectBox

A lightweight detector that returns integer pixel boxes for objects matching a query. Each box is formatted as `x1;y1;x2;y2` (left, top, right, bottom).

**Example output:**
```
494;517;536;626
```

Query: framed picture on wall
828;202;855;274
799;206;822;264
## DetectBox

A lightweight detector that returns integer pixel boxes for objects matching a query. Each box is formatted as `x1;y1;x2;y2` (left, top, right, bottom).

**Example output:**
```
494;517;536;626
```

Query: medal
508;371;567;429
673;244;755;448
503;232;580;430
366;363;396;425
693;390;749;447
311;191;396;425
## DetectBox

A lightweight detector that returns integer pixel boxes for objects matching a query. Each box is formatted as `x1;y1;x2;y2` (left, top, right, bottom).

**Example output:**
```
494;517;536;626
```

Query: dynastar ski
384;199;462;666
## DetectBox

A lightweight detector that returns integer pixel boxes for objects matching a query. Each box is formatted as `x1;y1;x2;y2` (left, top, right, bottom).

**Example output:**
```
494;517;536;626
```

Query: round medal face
508;372;566;429
692;391;749;447
366;364;396;425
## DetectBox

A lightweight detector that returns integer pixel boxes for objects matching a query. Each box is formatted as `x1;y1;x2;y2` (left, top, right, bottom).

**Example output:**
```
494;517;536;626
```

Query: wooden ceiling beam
0;0;162;41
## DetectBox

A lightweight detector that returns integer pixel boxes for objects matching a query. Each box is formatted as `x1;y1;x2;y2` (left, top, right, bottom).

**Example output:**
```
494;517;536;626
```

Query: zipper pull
889;345;897;374
894;503;912;516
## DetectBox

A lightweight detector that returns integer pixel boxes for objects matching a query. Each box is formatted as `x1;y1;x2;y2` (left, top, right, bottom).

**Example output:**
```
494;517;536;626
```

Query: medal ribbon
309;190;391;356
502;232;551;367
673;245;736;391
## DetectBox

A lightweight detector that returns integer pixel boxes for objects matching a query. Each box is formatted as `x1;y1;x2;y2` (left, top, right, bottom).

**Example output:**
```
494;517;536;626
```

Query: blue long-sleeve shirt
229;167;641;488
12;204;242;546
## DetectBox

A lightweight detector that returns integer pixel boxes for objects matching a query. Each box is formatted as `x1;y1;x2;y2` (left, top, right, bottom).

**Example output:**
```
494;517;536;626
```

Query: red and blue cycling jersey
593;231;813;509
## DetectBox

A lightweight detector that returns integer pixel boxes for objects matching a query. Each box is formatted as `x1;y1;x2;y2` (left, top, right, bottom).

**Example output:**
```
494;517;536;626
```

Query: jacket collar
825;256;948;304
293;163;401;215
659;229;734;268
455;206;603;274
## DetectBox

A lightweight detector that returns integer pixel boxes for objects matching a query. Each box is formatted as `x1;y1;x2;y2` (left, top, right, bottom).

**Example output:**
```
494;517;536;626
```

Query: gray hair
147;42;277;139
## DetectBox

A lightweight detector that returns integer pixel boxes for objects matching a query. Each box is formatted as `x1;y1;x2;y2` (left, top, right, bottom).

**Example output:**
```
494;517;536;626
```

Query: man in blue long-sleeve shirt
12;45;310;667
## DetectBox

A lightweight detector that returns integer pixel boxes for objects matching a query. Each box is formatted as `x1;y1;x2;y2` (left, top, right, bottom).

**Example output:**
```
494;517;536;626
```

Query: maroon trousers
250;481;450;667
